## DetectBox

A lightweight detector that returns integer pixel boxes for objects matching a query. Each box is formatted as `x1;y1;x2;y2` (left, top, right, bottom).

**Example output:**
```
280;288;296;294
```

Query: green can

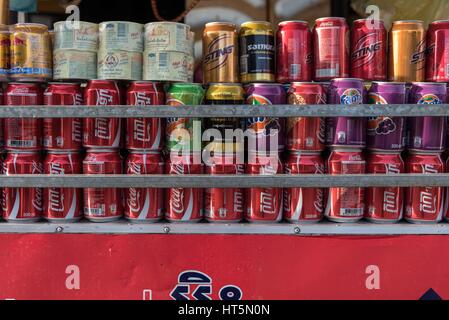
166;83;205;153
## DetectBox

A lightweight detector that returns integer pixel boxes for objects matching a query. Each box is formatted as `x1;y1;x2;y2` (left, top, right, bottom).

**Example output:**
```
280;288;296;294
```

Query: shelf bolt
163;226;171;234
294;227;301;235
56;226;64;233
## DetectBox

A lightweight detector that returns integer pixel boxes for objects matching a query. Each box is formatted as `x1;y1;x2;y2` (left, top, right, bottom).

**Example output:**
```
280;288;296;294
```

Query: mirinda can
287;82;326;152
405;152;444;224
426;20;449;82
388;20;426;82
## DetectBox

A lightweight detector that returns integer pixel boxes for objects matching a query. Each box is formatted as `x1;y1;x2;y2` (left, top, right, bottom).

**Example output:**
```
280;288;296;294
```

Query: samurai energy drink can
239;21;275;84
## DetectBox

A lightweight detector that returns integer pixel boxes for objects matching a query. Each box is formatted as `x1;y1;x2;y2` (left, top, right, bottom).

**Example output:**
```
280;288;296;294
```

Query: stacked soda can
143;22;194;82
53;21;98;81
98;21;144;81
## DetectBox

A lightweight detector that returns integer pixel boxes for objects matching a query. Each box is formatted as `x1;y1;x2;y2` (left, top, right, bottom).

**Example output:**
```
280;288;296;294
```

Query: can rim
372;81;406;85
85;149;120;153
315;17;346;22
241;21;273;27
145;21;189;28
7;82;42;86
331;78;364;82
392;20;424;24
411;81;447;86
290;81;323;85
367;150;404;155
208;83;243;87
204;22;237;28
278;20;309;26
431;20;449;24
54;21;98;27
246;83;285;87
330;147;365;153
47;150;81;154
169;82;204;87
128;150;161;155
47;82;81;86
408;150;444;155
290;151;323;156
353;18;384;24
100;21;144;27
11;22;49;28
6;150;41;154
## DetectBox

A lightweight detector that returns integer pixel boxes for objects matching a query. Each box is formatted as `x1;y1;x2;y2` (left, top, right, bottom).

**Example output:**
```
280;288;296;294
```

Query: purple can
245;83;286;153
367;82;407;151
326;78;366;147
408;82;447;152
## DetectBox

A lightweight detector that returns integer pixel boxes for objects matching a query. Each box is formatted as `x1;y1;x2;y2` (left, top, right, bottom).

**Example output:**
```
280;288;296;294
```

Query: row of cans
203;18;449;84
1;149;447;224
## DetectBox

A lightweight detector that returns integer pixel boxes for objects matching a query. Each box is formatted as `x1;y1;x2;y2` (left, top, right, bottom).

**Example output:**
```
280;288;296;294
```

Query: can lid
431;20;449;24
368;150;404;155
48;150;81;155
278;20;309;26
86;149;120;153
331;78;364;82
247;83;284;87
372;81;406;85
330;147;365;153
411;81;447;86
100;21;143;27
290;151;323;156
353;18;384;24
129;150;161;155
393;20;424;24
145;21;189;28
409;149;444;155
205;22;237;28
315;17;346;22
208;82;243;87
47;82;81;86
7;149;41;154
241;21;273;28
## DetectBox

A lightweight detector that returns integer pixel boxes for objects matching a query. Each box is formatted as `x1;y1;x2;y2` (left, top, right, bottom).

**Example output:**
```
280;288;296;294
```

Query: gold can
0;0;9;25
0;24;10;80
10;23;52;82
388;20;426;82
203;22;239;84
239;21;275;84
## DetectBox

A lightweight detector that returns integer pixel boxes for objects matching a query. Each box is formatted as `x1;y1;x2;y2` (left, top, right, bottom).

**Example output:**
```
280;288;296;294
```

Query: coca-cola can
83;80;122;149
5;83;43;151
205;154;245;223
166;153;204;222
284;152;326;223
426;20;449;82
405;152;444;224
83;149;123;222
365;152;404;223
2;151;43;222
126;81;165;151
44;151;83;222
125;151;164;223
350;19;387;81
44;83;83;151
287;82;326;152
325;148;366;223
0;88;4;148
246;154;283;223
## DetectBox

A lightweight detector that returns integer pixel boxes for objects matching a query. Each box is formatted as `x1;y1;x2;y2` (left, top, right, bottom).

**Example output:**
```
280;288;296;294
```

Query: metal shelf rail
0;104;447;235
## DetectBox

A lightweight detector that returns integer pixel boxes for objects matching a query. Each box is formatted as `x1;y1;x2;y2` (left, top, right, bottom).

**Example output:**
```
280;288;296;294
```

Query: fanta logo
248;94;272;106
340;88;362;105
204;35;234;71
167;98;184;106
246;117;280;136
418;94;442;105
368;93;387;105
351;33;382;68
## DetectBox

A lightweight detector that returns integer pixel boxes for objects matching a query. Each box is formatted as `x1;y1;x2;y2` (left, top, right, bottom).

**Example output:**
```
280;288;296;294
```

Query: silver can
54;21;98;51
143;50;193;82
53;49;97;80
98;49;142;81
144;22;193;54
99;21;144;52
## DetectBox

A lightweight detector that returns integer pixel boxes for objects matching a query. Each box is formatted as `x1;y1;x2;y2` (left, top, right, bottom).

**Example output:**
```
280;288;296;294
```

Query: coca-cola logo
32;162;43;174
49;163;65;175
127;188;141;213
95;118;111;139
260;191;276;215
421;164;438;174
33;188;43;211
317;119;326;144
234;191;244;213
96;89;113;105
134;92;151;105
128;162;142;175
314;189;324;213
74;93;83;105
351;32;382;68
133;118;151;142
385;163;401;174
73;119;83;142
49;188;64;212
420;188;437;214
171;188;185;214
314;163;325;174
383;191;397;213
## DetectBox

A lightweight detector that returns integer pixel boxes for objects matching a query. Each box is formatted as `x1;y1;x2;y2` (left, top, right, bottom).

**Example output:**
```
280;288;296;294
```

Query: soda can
166;154;204;222
5;82;43;151
145;22;193;54
10;23;52;82
99;21;144;52
166;83;204;154
276;21;312;83
246;83;286;153
239;21;275;84
326;78;366;148
83;149;123;222
405;152;444;224
143;50;194;83
0;24;9;81
203;22;239;84
388;20;426;82
54;21;99;51
284;152;325;223
365;152;404;223
53;49;97;81
367;82;407;151
2;151;43;222
44;83;83;151
325;148;366;223
0;86;4;147
205;154;245;223
125;152;164;223
408;82;447;152
126;81;165;151
287;82;326;152
44;151;83;222
427;20;449;82
313;17;349;81
83;80;122;149
245;154;283;223
351;19;387;81
98;49;143;81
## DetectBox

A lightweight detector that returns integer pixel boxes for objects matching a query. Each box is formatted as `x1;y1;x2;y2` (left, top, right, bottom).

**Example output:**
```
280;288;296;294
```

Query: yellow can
10;23;52;82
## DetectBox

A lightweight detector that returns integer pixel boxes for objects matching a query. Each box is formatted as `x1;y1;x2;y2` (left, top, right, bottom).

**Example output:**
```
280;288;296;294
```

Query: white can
53;49;97;80
99;21;144;52
144;22;193;55
143;50;194;82
54;21;98;51
98;49;142;81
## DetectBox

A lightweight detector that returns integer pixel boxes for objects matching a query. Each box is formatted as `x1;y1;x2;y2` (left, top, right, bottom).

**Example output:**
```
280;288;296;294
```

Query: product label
240;35;275;75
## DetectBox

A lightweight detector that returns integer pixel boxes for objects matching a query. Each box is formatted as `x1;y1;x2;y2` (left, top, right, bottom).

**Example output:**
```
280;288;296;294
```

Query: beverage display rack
1;103;448;236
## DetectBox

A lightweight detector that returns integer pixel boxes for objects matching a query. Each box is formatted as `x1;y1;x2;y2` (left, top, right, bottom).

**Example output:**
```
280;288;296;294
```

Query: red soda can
276;21;312;83
325;148;366;223
205;154;245;223
5;83;43;151
284;152;326;223
126;81;165;151
83;80;122;149
83;149;123;222
166;153;204;222
365;152;404;223
287;82;326;151
350;19;387;81
245;154;283;223
405;152;444;224
2;151;43;222
44;83;83;151
125;151;164;223
0;87;4;148
426;20;449;82
313;17;350;81
44;151;83;222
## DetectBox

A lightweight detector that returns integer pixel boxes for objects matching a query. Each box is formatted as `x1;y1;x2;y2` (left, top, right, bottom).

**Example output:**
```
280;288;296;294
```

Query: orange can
0;24;10;80
388;20;426;82
10;23;52;82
